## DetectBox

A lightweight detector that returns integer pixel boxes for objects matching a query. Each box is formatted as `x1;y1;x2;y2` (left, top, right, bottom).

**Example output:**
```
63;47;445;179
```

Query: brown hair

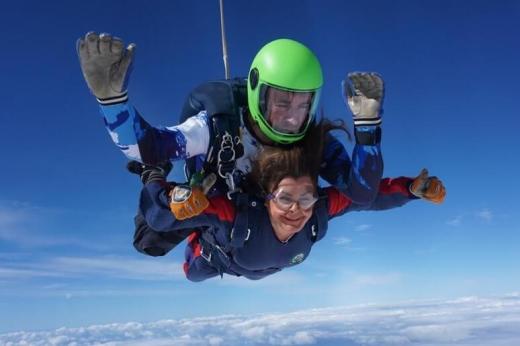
248;118;350;196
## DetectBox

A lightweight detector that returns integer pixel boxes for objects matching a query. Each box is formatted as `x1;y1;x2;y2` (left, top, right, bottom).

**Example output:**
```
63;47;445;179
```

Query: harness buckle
225;173;243;199
230;228;251;242
225;172;235;192
214;244;230;262
200;245;212;263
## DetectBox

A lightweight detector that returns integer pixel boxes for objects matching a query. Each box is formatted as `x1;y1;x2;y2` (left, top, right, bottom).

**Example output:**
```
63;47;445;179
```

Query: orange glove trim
169;186;210;220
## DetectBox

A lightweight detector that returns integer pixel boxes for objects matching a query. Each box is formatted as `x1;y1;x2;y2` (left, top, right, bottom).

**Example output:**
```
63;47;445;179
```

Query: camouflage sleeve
99;101;210;165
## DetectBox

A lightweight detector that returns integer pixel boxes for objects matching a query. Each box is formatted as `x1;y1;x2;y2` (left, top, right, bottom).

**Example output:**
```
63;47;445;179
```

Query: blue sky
0;0;519;340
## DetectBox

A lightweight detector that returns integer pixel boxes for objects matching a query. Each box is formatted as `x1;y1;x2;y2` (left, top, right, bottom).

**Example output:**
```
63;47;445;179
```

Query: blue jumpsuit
135;177;418;282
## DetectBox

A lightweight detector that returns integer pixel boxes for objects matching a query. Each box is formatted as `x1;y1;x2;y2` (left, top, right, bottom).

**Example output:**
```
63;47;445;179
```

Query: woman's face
266;176;317;242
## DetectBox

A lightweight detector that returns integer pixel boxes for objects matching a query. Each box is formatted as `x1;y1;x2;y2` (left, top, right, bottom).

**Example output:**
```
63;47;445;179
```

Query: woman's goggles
266;188;318;211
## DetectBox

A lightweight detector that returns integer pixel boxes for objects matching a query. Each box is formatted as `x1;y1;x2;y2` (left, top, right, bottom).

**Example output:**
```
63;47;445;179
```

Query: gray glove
343;72;384;127
77;32;135;104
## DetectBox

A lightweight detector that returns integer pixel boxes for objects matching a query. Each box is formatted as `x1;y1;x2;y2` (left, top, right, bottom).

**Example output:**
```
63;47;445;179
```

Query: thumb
410;168;429;196
416;168;429;183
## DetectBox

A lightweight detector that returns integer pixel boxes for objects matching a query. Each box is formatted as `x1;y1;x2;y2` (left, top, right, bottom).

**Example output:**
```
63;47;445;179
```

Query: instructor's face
266;88;312;134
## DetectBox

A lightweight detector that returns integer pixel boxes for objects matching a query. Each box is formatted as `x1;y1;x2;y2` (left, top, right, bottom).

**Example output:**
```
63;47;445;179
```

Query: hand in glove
343;72;384;127
77;32;135;103
410;168;446;204
127;160;172;185
169;185;210;220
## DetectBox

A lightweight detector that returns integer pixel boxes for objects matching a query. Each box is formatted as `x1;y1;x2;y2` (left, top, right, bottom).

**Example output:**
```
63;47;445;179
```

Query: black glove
127;160;173;185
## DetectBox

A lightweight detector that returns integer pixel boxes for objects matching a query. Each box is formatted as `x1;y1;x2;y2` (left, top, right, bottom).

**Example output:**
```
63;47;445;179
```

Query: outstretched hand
343;72;384;126
410;168;446;204
77;32;135;101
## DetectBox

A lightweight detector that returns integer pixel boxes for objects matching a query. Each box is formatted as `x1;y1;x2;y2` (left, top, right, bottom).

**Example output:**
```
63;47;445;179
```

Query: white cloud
447;208;494;226
0;202;85;248
0;267;66;279
0;255;183;282
0;208;23;225
216;270;307;288
355;224;372;232
0;200;132;251
333;237;352;247
330;237;365;252
352;272;402;287
2;294;520;345
477;209;493;222
47;256;183;280
447;215;462;226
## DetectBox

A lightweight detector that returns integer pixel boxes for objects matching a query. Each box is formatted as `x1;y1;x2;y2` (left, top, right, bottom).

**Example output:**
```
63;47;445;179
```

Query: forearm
352;176;417;211
100;101;210;165
78;32;210;165
331;71;385;204
321;126;383;205
326;176;418;219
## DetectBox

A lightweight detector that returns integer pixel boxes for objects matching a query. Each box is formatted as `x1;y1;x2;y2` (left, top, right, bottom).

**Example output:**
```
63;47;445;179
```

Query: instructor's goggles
260;86;318;134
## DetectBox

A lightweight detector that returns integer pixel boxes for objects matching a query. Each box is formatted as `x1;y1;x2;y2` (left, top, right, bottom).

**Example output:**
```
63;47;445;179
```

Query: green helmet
247;38;323;144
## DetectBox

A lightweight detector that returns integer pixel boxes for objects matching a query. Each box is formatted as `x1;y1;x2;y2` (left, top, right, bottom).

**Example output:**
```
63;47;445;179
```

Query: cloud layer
2;294;519;346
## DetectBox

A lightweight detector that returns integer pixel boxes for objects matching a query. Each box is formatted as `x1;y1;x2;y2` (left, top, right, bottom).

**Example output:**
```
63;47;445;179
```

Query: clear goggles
260;85;319;134
266;187;319;211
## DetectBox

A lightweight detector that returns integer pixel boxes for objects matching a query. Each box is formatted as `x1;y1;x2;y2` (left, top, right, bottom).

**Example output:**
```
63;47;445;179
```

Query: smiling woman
247;124;325;243
265;176;317;243
133;120;445;282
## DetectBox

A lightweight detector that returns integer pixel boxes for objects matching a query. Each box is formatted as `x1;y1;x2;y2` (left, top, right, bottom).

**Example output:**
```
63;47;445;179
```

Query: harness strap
311;195;329;243
229;193;250;248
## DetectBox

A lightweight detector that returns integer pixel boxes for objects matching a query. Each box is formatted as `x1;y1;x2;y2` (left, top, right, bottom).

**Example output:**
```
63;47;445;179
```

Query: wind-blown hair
248;118;350;196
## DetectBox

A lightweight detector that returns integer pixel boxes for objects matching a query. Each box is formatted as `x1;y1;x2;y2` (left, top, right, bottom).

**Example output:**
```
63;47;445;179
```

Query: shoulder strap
228;192;254;248
310;193;329;243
